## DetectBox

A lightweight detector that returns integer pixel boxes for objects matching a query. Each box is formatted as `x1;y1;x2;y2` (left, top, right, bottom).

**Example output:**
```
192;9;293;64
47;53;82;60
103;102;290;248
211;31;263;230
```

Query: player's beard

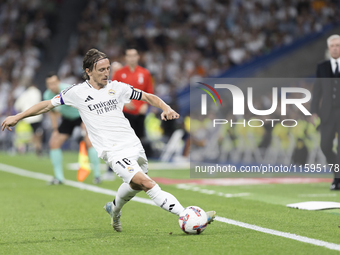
96;77;108;88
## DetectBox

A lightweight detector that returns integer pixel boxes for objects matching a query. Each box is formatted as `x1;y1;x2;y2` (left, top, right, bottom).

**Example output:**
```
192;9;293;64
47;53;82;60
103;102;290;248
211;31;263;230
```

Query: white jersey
50;80;143;160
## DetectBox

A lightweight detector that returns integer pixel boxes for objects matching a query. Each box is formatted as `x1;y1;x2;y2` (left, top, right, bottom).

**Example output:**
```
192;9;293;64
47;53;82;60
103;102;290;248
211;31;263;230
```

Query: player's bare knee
140;178;156;191
49;138;58;149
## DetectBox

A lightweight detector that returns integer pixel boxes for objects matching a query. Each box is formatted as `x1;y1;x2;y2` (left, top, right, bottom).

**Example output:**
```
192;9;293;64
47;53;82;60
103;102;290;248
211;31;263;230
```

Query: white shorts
107;148;148;184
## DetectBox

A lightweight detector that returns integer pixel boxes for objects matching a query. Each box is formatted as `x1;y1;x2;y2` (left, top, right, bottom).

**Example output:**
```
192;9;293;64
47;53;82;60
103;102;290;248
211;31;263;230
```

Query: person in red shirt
112;47;153;140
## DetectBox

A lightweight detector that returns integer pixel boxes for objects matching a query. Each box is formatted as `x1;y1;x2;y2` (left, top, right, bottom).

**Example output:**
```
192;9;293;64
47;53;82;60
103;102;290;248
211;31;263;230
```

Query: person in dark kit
311;34;340;190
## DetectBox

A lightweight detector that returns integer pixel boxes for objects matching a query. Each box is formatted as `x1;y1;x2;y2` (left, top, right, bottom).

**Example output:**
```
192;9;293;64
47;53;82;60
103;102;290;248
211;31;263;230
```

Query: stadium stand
1;0;340;165
59;0;340;91
0;0;59;151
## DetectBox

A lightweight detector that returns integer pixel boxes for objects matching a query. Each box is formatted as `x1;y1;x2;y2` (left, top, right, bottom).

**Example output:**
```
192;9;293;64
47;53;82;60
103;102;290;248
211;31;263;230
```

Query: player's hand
1;115;19;131
161;107;180;121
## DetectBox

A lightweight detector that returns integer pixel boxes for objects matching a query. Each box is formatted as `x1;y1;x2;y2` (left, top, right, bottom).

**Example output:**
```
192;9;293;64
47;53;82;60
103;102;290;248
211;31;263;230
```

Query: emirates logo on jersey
87;99;118;115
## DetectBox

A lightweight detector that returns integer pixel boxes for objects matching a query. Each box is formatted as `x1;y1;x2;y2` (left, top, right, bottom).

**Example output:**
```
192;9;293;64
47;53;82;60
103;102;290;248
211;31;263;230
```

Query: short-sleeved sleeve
51;84;78;107
50;93;63;107
120;82;142;103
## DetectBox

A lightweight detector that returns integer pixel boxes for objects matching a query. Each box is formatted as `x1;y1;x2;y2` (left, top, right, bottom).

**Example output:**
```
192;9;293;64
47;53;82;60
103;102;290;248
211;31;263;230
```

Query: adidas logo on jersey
85;96;94;102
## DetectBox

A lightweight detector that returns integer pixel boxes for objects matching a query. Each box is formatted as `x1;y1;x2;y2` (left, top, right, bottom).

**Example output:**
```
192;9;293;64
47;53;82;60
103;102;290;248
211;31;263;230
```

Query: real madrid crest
108;89;115;96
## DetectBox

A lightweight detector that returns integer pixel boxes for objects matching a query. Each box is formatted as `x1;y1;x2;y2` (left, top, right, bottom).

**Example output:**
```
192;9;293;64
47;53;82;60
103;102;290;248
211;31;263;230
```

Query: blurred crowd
0;0;59;117
59;0;340;98
0;0;339;159
0;0;59;152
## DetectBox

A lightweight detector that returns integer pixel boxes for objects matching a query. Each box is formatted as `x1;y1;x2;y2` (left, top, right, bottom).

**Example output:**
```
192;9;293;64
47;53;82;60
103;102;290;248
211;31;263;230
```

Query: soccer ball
178;206;208;234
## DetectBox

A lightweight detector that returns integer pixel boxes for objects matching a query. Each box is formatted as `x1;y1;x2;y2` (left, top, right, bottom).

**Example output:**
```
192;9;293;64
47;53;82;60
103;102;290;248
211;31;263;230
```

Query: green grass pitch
0;152;339;254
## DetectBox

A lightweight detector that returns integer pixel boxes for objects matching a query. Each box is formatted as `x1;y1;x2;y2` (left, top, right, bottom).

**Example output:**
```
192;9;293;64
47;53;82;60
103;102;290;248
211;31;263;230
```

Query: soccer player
44;73;101;184
1;49;216;232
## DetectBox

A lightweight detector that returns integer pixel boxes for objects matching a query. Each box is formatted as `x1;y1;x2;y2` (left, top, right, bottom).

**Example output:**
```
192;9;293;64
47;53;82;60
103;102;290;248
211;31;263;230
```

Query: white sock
113;183;141;213
146;184;184;215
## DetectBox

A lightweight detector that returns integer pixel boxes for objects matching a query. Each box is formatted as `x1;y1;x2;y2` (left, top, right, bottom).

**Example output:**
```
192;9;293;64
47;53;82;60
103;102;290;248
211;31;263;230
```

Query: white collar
330;57;340;72
330;57;340;64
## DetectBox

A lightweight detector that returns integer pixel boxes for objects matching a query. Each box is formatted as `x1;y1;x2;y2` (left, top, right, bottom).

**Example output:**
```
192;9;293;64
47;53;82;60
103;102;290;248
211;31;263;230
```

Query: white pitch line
0;163;340;252
216;217;340;251
176;183;250;198
0;163;154;205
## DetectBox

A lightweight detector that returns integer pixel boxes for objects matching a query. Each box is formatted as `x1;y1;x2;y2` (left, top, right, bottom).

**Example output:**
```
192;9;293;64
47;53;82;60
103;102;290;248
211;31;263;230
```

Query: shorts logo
108;89;115;96
127;166;134;173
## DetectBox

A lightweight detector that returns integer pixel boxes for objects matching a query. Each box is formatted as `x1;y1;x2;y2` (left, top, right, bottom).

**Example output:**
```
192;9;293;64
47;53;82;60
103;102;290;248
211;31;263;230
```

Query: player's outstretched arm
141;92;179;121
1;100;55;131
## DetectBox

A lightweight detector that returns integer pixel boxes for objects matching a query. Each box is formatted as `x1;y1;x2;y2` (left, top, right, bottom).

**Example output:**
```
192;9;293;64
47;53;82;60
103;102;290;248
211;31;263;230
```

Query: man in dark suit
311;34;340;190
